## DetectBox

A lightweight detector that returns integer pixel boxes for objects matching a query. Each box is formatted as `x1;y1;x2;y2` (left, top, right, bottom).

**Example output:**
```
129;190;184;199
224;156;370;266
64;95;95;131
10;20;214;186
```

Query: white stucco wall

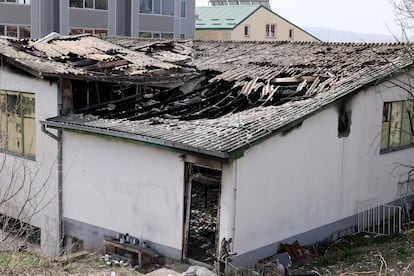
230;76;414;256
0;66;59;256
62;132;185;251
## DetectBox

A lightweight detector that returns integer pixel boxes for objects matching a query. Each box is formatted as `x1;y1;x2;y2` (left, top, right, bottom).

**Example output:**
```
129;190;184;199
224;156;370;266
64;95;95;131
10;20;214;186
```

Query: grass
0;250;51;273
296;232;414;274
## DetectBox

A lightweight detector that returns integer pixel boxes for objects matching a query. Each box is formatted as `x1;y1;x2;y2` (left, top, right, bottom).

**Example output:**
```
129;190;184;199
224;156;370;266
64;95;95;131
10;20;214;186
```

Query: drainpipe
41;124;63;255
232;160;238;253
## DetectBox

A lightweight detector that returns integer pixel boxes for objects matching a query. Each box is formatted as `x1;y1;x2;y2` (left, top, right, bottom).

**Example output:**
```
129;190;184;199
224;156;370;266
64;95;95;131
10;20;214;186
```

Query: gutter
41;124;63;255
40;120;230;160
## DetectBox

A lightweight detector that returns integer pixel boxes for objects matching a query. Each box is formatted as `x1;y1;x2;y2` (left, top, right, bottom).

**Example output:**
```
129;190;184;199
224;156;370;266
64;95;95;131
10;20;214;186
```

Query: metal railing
357;202;402;235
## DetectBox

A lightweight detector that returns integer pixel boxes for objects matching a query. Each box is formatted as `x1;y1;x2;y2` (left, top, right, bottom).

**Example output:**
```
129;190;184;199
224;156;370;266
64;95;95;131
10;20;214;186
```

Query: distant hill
302;26;397;43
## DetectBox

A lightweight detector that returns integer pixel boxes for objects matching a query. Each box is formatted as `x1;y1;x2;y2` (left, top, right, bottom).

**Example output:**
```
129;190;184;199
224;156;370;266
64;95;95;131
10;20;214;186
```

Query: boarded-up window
381;100;414;152
0;91;35;158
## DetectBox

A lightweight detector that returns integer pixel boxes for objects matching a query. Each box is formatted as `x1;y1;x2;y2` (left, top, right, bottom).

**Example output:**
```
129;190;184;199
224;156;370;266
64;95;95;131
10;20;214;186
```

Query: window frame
265;23;276;38
380;100;414;153
0;0;31;4
0;24;30;38
69;0;108;10
180;0;186;17
69;28;108;36
139;0;175;16
0;90;36;159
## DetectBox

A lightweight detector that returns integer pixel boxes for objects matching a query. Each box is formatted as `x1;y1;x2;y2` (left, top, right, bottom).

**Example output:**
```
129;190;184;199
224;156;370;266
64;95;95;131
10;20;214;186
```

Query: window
381;100;414;152
180;33;185;39
0;91;35;158
6;26;17;37
0;0;31;4
140;0;175;15
0;24;30;38
161;32;173;39
162;0;174;15
289;28;294;40
69;0;82;8
69;0;107;10
139;32;152;38
265;23;276;38
95;0;107;9
69;28;107;36
140;0;152;13
180;0;186;17
244;25;250;36
138;32;173;39
19;25;30;38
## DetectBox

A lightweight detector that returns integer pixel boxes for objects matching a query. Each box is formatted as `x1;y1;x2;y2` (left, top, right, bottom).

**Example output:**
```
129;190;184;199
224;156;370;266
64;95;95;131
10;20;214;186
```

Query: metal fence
357;202;402;235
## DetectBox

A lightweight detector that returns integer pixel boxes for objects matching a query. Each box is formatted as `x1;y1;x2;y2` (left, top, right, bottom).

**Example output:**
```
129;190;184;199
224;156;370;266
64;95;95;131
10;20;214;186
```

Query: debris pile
188;181;219;264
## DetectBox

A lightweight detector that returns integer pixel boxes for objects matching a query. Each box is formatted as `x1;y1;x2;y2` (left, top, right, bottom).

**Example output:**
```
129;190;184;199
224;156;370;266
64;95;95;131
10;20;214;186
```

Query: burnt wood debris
3;34;411;125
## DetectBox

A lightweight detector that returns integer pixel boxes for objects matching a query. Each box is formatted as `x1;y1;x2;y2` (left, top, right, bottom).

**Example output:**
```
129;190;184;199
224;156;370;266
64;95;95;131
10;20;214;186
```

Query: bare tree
0;149;56;274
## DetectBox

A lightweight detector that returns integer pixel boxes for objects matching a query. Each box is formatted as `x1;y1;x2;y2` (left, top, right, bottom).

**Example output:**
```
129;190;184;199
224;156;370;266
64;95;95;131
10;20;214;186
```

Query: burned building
0;33;414;265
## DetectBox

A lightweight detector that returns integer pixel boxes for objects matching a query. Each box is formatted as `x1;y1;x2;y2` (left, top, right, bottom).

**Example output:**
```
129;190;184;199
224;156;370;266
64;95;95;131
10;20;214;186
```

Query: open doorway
183;163;221;265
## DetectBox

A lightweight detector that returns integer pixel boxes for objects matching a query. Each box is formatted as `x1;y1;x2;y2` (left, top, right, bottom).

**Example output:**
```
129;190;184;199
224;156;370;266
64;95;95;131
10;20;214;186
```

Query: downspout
41;124;63;255
232;160;238;253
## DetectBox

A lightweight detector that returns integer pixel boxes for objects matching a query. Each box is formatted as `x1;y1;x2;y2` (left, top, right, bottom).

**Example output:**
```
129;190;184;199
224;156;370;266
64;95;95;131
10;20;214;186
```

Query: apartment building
0;0;195;39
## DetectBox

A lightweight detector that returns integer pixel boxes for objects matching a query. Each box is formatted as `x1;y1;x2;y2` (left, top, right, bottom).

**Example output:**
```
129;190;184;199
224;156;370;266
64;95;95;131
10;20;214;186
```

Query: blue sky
196;0;402;36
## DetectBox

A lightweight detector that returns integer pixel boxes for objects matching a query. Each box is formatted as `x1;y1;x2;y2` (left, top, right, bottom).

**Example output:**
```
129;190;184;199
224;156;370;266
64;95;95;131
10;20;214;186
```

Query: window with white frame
381;100;414;152
140;0;175;15
0;0;31;4
69;0;107;10
69;28;107;36
0;24;30;38
0;91;36;158
265;23;275;38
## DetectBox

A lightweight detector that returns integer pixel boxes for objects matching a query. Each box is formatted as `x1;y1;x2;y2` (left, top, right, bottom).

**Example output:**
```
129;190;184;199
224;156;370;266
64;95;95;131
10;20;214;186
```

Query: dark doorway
183;164;221;265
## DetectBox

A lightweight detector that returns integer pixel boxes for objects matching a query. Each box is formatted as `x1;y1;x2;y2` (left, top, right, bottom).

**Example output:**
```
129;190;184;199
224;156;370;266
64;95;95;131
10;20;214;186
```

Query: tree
0;150;56;274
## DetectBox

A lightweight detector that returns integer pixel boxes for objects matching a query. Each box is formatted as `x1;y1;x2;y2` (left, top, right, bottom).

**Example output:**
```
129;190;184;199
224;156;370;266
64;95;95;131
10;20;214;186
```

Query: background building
195;5;319;41
0;0;195;39
209;0;271;9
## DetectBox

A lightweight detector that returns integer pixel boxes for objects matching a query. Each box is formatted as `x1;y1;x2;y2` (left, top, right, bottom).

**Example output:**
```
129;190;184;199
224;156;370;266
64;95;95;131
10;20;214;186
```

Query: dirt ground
1;231;414;275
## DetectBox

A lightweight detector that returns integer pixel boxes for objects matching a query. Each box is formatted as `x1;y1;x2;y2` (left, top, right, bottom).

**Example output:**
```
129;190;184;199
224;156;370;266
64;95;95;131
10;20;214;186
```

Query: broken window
381;100;414;152
184;164;221;265
0;90;35;158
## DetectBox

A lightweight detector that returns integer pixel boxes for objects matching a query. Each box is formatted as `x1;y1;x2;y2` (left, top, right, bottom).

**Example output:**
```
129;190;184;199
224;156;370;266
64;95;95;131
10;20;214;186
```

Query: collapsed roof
0;34;413;160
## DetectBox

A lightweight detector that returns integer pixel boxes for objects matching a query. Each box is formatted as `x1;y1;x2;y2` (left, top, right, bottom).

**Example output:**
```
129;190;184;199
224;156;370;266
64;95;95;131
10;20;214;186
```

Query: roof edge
40;120;230;161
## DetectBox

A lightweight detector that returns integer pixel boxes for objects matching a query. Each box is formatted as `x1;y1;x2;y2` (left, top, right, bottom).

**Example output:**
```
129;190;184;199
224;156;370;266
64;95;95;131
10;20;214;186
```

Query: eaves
40;119;231;162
